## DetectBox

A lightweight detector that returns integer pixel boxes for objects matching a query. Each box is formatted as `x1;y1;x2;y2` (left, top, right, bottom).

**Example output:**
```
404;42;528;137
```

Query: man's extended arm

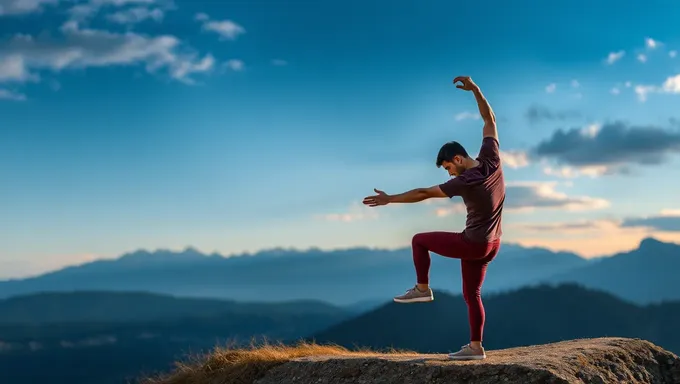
363;185;448;207
388;185;448;203
472;86;498;140
453;76;498;141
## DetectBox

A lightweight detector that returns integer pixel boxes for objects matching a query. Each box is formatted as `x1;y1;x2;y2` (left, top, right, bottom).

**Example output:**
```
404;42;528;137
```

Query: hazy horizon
2;0;680;278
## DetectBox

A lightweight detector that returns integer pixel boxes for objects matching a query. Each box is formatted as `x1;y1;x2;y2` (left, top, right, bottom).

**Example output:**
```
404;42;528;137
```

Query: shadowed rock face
255;338;680;384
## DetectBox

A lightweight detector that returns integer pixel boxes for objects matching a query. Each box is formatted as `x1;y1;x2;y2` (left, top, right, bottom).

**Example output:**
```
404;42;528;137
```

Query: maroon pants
412;231;501;342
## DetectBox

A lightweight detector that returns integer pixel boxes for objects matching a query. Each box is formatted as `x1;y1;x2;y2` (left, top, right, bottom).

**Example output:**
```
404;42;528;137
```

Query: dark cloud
532;121;680;169
621;215;680;232
525;105;581;124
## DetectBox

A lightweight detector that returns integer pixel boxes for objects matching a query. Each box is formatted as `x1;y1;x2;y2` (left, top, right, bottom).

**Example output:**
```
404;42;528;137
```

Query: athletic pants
411;231;501;342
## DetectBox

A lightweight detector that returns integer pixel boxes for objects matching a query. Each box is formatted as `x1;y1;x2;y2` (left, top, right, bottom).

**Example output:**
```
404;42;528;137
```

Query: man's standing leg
449;241;500;360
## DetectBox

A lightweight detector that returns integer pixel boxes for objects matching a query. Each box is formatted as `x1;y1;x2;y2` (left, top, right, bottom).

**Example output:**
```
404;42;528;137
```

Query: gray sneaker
448;344;486;360
393;285;434;303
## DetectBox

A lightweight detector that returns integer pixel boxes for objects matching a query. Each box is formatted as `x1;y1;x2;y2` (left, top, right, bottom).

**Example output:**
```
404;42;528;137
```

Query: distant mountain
310;283;680;356
1;237;678;305
0;307;348;384
0;291;351;324
0;243;590;306
541;237;680;304
2;284;680;384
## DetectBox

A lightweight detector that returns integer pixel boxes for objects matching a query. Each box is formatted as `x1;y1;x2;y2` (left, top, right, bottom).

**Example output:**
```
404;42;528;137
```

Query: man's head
436;141;471;176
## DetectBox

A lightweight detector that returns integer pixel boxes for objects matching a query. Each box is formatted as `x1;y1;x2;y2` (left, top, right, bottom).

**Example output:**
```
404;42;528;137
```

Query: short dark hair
436;141;469;167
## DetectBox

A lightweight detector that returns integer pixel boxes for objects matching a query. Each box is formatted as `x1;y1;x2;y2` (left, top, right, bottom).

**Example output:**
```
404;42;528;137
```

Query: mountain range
0;237;678;305
310;283;680;355
1;284;680;384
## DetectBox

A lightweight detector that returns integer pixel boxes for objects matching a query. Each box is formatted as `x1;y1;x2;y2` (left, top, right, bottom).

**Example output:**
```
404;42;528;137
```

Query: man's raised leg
393;231;479;304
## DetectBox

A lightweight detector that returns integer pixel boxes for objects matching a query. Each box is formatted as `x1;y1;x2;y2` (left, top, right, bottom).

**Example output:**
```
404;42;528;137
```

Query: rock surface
254;338;680;384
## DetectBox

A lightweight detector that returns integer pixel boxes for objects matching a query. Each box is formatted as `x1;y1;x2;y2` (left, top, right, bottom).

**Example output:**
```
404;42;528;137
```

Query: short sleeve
439;177;464;198
478;137;500;166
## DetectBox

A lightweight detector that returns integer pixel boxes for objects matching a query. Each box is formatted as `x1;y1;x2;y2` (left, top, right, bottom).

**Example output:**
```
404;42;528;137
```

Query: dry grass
139;339;414;384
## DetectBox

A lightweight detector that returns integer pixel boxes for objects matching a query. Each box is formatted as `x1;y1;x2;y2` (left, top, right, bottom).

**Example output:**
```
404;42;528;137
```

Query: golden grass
139;339;415;384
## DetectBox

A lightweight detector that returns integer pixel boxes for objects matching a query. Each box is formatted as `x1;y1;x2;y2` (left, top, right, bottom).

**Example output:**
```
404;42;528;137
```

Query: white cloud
0;0;58;16
222;59;244;71
0;54;39;82
454;111;479;121
605;50;625;65
433;181;609;217
107;6;164;24
318;202;379;223
543;165;609;179
545;83;556;93
0;88;26;101
637;54;647;63
434;203;466;218
671;51;678;58
195;13;246;41
645;37;661;49
0;21;214;86
634;74;680;102
624;81;632;88
610;87;620;95
68;0;167;22
499;150;529;169
271;59;287;66
504;181;609;213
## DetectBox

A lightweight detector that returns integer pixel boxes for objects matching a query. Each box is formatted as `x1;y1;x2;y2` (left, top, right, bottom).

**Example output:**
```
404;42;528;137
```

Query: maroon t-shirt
438;137;505;242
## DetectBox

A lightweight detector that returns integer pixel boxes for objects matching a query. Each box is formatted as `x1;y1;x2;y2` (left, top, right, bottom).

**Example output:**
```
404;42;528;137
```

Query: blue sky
2;0;680;278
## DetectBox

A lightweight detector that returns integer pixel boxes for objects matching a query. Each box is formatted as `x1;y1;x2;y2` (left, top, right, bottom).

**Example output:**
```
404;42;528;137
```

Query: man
362;76;505;361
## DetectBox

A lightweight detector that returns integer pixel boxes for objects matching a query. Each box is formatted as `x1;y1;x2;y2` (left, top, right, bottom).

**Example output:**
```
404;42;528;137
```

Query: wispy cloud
507;217;680;257
433;182;608;217
634;73;680;102
271;59;288;66
106;6;164;24
195;12;246;41
0;0;59;16
0;21;215;86
454;111;480;121
0;88;26;101
545;83;556;93
637;53;648;63
317;202;380;223
504;182;609;212
605;50;625;65
620;210;680;232
645;37;661;49
222;59;244;71
500;150;529;169
524;104;581;124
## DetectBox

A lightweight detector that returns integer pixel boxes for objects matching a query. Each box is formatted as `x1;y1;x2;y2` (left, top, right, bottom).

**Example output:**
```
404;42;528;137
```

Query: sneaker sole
448;355;486;360
393;296;434;303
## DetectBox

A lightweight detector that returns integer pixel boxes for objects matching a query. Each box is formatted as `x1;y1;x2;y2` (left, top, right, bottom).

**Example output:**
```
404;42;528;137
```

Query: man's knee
412;232;426;247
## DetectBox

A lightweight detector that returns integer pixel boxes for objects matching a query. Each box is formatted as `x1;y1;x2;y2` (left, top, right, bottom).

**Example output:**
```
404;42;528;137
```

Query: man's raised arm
453;76;498;141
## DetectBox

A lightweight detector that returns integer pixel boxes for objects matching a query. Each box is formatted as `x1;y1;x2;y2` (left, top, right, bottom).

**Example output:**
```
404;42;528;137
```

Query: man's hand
363;188;391;207
453;76;479;92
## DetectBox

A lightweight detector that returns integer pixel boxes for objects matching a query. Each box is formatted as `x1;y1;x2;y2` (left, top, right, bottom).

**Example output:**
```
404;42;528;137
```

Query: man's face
441;157;466;177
